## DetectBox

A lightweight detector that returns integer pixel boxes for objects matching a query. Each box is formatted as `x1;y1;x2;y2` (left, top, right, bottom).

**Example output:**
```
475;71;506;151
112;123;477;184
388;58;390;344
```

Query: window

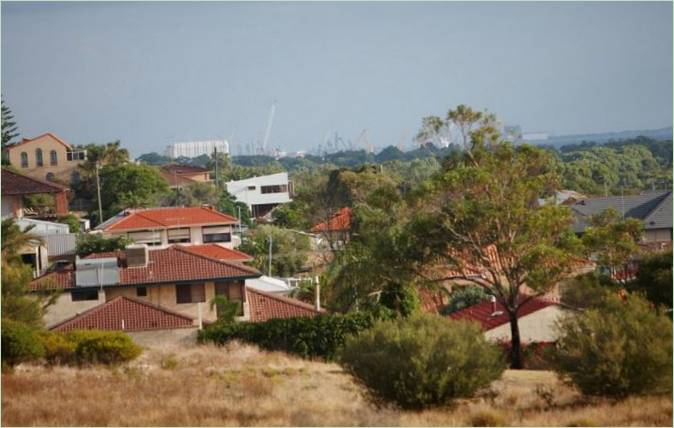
20;152;28;168
67;151;87;161
167;228;190;244
71;171;81;184
128;230;162;246
71;289;99;301
175;283;206;304
46;173;55;182
215;281;244;316
50;150;58;165
261;184;288;194
202;226;231;243
247;185;256;190
35;149;43;167
136;287;147;297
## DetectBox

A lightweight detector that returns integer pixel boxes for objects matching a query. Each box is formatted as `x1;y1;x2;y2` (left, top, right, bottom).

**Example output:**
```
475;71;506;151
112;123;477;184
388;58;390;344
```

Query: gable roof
7;133;72;150
161;164;210;175
448;297;558;331
49;296;194;332
310;207;352;233
246;288;324;322
30;245;261;291
1;168;70;195
96;206;237;231
181;244;253;262
159;170;199;187
571;190;672;232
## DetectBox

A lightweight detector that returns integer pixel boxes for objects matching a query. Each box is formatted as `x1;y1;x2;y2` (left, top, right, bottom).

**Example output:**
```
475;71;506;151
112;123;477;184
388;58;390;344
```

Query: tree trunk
508;311;524;369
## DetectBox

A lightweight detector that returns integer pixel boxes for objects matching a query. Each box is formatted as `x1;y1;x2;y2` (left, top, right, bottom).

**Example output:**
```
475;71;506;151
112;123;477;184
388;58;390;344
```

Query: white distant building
521;132;549;141
165;140;229;159
225;172;293;218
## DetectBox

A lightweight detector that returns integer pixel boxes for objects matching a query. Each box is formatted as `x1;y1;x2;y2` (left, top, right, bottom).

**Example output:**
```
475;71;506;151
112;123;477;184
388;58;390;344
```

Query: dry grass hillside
2;341;672;427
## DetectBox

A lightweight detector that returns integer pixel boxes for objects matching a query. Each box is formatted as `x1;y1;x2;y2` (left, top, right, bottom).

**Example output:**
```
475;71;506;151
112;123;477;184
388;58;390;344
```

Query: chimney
314;276;321;312
125;244;149;267
490;295;497;314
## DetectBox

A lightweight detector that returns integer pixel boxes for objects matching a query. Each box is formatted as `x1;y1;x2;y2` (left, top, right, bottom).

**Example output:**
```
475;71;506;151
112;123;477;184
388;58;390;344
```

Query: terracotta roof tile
50;296;194;332
181;244;253;262
311;207;352;233
29;270;76;291
448;297;557;331
97;206;237;231
246;288;323;322
2;168;70;195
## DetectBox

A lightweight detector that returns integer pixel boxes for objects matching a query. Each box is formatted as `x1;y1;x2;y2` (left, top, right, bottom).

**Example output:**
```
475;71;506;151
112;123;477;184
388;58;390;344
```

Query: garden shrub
338;314;506;409
553;293;672;397
42;331;76;365
65;330;142;365
496;341;555;370
198;309;392;360
1;318;45;368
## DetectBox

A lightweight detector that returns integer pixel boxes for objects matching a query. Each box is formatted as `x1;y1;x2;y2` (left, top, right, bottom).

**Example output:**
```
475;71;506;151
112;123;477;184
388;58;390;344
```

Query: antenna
262;100;277;154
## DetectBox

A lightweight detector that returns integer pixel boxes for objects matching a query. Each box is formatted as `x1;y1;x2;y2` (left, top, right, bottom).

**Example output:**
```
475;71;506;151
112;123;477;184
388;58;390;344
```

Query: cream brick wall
43;289;106;328
7;134;83;184
484;305;567;343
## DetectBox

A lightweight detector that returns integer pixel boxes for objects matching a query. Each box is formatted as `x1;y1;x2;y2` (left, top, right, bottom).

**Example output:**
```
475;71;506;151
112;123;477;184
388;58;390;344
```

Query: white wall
484;305;567;343
1;196;14;219
225;172;292;209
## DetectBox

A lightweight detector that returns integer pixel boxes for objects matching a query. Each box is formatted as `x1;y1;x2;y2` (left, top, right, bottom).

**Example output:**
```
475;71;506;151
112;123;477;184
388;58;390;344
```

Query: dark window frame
175;283;206;304
71;289;99;301
260;184;288;194
136;286;147;297
50;150;58;166
20;152;28;168
35;149;44;167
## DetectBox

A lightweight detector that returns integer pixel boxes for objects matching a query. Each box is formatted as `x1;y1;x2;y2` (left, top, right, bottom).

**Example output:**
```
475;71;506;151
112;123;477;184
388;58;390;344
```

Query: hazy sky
2;1;672;157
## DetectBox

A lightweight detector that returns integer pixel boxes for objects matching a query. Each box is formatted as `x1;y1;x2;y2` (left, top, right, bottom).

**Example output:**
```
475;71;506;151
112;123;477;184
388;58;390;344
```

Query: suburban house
5;133;87;185
95;206;240;248
2;168;70;218
448;296;567;343
310;207;352;249
225;172;292;218
159;163;211;188
570;190;673;244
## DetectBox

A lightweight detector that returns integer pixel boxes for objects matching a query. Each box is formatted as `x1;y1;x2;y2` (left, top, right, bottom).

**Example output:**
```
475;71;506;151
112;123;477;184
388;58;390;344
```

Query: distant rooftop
96;206;237;232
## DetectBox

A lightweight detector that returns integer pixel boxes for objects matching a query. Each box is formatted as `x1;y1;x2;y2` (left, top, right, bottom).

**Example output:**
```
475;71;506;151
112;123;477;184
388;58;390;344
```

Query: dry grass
2;341;671;427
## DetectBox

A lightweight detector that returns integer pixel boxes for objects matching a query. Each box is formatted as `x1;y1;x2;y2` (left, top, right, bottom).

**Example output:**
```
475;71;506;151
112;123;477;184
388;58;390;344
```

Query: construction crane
262;100;277;154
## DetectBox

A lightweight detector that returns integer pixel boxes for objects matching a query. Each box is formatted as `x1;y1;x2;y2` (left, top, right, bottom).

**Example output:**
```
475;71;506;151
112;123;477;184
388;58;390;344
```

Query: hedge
198;308;393;360
42;330;142;366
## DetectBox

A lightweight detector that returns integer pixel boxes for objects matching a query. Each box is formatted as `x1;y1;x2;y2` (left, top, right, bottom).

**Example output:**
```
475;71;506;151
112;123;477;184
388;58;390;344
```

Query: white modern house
164;140;229;158
225;172;293;218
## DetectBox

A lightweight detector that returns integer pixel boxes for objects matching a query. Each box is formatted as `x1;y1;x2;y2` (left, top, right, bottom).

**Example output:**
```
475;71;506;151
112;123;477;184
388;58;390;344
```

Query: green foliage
378;283;419;317
59;330;142;365
41;331;77;365
198;310;392;360
441;285;490;315
240;225;310;276
560;272;618;310
2;98;20;165
99;163;169;221
627;250;673;310
76;233;132;257
218;190;252;226
1;319;45;367
162;181;220;207
338;314;505;409
23;193;55;213
136;152;172;165
553;294;673;397
210;295;241;323
57;214;81;233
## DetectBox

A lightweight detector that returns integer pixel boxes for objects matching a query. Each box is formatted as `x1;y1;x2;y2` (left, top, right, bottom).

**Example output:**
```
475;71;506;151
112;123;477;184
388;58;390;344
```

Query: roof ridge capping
173;245;261;275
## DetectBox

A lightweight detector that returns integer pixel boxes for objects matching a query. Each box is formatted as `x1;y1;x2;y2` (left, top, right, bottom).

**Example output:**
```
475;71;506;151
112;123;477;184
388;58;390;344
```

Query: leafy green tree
217;190;252;227
1;98;19;165
162;181;220;207
560;272;619;310
240;225;310;277
99;163;169;221
56;214;81;233
441;285;490;315
408;119;582;368
553;293;672;397
210;295;241;323
627;250;672;310
136;152;172;165
76;233;132;257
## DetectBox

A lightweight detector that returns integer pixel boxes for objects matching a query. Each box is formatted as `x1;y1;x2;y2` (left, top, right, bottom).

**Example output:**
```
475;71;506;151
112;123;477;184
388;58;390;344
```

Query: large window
50;150;58;166
202;226;231;243
128;230;162;246
35;149;44;167
67;151;86;161
260;184;288;194
20;152;28;168
215;281;244;316
136;287;147;297
176;283;206;304
71;289;99;301
167;228;190;244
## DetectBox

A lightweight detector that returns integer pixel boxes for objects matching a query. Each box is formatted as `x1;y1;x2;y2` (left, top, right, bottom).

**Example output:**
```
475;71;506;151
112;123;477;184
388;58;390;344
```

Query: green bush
553;294;672;397
41;331;77;365
198;309;392;360
65;330;142;365
1;319;45;367
338;314;506;409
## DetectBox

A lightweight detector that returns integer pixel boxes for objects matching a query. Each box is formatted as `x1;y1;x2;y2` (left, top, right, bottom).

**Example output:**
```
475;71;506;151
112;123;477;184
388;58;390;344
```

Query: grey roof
44;233;77;257
571;190;672;233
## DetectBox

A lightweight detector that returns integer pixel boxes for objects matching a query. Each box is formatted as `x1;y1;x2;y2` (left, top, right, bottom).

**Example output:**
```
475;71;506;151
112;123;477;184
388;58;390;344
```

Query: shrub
441;285;490;315
65;330;142;365
198;309;391;360
42;331;76;365
553;294;672;397
1;319;45;367
496;341;555;370
469;409;508;427
338;314;505;409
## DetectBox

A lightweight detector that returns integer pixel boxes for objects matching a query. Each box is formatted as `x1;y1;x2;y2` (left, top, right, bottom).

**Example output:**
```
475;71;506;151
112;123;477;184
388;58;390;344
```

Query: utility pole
213;147;219;189
237;205;242;235
268;234;273;277
95;162;103;223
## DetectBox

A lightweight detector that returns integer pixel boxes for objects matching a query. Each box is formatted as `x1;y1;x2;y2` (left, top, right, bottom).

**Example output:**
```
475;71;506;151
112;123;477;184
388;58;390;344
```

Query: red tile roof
448;297;558;331
2;168;70;195
181;244;253;262
30;246;260;291
50;297;194;332
159;170;199;187
311;207;352;233
97;206;237;231
246;288;324;322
